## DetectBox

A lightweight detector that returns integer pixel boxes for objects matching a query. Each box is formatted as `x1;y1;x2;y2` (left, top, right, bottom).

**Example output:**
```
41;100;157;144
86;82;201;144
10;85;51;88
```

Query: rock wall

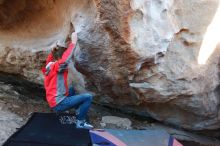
0;0;220;130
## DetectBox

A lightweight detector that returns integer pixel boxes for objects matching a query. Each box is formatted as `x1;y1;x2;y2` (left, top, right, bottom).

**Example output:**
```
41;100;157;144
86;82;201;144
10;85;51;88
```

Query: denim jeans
53;87;93;120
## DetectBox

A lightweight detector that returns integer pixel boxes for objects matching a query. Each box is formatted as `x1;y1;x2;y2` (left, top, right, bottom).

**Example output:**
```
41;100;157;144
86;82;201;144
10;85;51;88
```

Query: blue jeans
53;87;93;120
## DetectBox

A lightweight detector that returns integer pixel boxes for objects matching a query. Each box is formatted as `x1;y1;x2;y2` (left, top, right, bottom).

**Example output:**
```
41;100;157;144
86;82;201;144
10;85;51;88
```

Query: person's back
43;42;74;107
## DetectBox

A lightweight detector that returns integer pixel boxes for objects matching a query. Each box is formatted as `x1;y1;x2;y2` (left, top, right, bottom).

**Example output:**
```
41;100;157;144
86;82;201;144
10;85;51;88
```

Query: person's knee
84;93;93;101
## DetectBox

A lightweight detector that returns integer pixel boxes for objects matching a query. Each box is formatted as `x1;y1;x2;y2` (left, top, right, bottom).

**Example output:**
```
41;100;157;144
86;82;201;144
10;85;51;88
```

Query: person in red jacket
42;32;93;129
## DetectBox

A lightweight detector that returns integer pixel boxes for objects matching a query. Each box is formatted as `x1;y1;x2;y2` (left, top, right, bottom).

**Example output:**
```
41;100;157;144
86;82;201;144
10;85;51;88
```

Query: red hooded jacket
42;43;75;108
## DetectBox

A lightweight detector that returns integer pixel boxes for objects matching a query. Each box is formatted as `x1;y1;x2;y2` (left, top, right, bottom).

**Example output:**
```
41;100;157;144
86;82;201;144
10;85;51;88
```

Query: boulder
0;0;220;130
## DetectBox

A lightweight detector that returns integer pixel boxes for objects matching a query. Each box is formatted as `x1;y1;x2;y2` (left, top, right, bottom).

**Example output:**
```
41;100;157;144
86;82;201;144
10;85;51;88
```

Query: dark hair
52;47;67;60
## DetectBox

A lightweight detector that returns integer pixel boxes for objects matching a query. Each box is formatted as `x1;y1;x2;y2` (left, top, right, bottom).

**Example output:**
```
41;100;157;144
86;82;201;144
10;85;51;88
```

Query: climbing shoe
76;120;94;129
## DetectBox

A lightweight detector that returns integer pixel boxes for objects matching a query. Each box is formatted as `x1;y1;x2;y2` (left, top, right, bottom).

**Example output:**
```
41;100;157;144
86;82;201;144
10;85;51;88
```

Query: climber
41;32;93;129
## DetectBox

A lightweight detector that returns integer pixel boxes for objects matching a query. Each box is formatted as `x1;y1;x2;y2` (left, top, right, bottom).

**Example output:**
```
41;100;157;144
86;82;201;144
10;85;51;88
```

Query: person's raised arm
58;32;77;64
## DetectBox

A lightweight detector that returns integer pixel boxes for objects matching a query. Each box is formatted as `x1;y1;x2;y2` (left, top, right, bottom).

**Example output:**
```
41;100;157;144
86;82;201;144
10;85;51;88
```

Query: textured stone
0;109;23;145
0;0;220;131
101;116;132;129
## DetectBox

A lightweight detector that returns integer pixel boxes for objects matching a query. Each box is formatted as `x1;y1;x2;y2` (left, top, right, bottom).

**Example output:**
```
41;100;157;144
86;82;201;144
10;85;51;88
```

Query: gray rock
0;0;220;131
0;110;23;145
101;116;132;129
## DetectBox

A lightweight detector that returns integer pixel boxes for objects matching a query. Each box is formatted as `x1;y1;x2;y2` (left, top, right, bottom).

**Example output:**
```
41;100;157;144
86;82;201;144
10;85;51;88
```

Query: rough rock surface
101;116;132;129
0;101;23;145
0;0;220;131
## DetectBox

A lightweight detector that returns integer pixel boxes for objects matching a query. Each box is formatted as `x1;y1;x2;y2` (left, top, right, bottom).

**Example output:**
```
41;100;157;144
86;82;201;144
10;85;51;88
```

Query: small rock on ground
101;116;132;129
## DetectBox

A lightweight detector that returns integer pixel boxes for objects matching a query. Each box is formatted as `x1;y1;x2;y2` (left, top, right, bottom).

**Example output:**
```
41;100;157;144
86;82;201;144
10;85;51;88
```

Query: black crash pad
3;113;92;146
